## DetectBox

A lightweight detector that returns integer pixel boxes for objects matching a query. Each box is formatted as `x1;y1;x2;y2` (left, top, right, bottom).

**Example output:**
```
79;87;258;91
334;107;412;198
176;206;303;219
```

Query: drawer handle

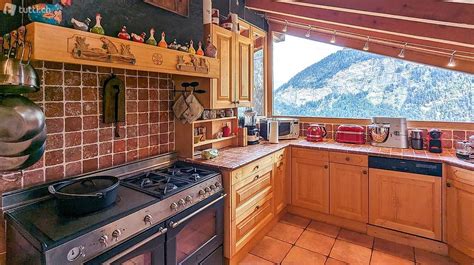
254;175;260;181
362;170;368;175
345;157;351;161
447;182;452;188
253;165;260;172
279;154;284;159
324;165;329;169
255;205;260;210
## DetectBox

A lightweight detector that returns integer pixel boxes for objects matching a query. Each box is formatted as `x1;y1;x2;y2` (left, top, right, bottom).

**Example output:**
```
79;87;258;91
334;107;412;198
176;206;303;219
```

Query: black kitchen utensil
103;75;125;137
48;176;120;216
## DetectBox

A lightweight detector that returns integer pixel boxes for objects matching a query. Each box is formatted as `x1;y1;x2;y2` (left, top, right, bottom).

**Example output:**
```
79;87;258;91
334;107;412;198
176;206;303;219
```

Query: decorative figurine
71;17;91;31
204;35;217;58
188;40;196;54
28;3;63;25
90;13;105;35
146;28;157;46
131;32;146;43
168;39;179;50
179;42;189;52
117;26;131;40
158;32;168;48
196;41;204;56
60;0;72;7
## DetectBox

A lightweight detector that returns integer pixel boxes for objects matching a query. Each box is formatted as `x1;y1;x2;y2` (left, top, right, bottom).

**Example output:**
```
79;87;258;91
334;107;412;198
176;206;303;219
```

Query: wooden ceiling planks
246;0;474;47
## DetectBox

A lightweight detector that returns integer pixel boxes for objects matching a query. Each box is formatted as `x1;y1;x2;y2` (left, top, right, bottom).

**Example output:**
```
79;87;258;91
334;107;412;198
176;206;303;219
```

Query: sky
273;34;343;89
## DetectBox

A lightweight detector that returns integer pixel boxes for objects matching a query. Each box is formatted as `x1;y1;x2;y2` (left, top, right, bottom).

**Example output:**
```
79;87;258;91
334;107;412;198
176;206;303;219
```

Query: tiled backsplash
300;122;474;149
0;61;176;195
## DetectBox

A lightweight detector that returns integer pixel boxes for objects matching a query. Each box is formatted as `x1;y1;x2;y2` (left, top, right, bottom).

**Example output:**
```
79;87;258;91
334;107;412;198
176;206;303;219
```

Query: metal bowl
0;57;40;94
369;124;390;143
0;127;46;157
0;142;45;172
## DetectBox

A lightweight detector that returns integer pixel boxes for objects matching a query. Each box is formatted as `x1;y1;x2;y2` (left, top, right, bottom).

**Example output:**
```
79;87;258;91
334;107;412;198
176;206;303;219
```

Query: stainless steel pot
0;142;45;171
0;94;45;142
0;127;46;157
0;41;39;94
369;123;390;143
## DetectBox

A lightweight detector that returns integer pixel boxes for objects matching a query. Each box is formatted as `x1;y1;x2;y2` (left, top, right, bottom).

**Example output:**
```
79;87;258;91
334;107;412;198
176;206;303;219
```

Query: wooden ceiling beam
246;0;474;46
273;0;474;25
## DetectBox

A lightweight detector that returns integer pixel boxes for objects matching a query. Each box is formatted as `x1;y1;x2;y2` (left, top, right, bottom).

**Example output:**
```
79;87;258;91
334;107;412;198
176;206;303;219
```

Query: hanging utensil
0;27;40;94
103;74;125;137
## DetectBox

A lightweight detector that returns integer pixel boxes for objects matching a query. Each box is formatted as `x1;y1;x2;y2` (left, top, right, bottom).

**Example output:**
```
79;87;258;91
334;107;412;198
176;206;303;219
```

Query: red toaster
335;125;366;144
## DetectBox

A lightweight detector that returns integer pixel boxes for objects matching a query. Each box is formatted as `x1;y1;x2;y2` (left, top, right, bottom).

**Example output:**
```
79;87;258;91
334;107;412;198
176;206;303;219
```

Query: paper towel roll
269;120;279;144
203;0;212;24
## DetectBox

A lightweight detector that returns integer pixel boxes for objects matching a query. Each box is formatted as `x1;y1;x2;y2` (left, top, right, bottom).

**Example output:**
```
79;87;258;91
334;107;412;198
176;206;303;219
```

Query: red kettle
306;124;327;142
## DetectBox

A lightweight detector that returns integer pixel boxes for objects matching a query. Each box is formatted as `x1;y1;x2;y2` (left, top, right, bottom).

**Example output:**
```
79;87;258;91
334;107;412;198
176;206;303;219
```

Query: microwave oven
260;118;300;140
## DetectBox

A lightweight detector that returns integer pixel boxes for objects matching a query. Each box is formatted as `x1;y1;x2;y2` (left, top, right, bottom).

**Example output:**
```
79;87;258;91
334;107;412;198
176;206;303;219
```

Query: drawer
236;198;273;243
236;190;272;224
233;155;274;184
330;152;368;167
234;168;272;209
292;147;329;161
447;166;474;186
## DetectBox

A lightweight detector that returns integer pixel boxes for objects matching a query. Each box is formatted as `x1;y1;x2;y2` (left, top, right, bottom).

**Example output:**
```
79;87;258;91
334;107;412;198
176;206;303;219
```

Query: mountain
274;49;474;122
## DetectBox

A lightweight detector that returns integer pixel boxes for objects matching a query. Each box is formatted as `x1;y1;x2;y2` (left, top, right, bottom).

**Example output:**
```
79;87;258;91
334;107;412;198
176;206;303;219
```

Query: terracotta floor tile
295;230;335;256
267;222;305;244
374;238;414;261
325;257;348;265
337;229;374;249
250;236;292;264
330;239;372;265
282;246;327;265
370;250;414;265
307;220;341;238
414;248;458;265
239;253;275;265
280;212;311;229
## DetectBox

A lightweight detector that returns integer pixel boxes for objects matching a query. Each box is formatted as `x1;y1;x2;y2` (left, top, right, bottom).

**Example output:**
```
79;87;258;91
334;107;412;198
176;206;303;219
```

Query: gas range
5;154;224;265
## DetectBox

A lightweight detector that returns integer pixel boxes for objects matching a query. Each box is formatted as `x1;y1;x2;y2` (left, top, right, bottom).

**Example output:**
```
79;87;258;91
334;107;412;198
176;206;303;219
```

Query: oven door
166;193;225;265
85;223;167;265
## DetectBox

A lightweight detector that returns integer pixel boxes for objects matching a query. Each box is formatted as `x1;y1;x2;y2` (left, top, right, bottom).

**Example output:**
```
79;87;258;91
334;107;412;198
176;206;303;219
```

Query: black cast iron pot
48;176;120;216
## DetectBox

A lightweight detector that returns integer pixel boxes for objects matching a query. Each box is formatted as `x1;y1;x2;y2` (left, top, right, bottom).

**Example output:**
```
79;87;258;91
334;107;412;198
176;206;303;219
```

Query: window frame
267;29;474;130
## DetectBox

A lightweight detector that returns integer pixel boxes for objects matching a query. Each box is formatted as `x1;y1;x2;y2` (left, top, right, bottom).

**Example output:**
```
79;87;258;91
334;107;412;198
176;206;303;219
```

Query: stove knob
170;202;178;211
178;198;186;206
215;182;221;188
99;235;108;247
199;189;205;196
112;229;122;240
204;187;211;193
210;184;216;190
185;195;193;203
144;214;153;225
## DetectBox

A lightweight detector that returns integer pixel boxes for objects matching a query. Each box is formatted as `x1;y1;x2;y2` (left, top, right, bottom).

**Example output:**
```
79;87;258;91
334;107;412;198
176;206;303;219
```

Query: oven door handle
169;193;227;229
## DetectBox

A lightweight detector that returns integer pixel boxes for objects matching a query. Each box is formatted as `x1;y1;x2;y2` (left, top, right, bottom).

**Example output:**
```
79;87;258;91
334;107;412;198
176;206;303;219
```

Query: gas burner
167;168;181;175
190;173;200;182
140;178;153;188
158;181;178;194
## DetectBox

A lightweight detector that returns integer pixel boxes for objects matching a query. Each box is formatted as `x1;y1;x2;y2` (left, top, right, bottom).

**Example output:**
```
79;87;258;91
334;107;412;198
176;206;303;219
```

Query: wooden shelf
194;136;236;147
193;116;237;124
24;22;220;78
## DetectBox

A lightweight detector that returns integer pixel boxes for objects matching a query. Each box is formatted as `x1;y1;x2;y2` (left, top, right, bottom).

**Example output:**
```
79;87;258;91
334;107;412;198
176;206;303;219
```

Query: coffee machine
243;108;259;145
428;129;443;153
368;117;409;148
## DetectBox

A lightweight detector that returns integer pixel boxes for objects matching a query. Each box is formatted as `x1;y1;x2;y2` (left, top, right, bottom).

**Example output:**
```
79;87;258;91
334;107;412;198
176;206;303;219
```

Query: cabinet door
291;157;330;213
330;163;368;222
274;152;287;214
369;169;442;240
235;35;253;107
447;167;474;257
211;26;234;109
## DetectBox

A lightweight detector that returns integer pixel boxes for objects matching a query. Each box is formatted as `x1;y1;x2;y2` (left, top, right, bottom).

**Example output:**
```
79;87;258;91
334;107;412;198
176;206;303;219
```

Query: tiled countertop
187;139;474;171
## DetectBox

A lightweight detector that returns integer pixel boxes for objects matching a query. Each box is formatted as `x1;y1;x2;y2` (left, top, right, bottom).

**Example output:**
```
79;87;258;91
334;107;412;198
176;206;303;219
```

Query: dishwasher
368;156;443;240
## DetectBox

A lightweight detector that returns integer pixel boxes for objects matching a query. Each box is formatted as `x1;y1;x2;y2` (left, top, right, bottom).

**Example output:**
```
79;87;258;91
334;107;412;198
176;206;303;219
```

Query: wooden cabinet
291;149;330;213
235;35;253;107
330;163;368;222
274;149;288;214
447;166;474;258
369;168;442;240
204;24;257;109
208;25;235;109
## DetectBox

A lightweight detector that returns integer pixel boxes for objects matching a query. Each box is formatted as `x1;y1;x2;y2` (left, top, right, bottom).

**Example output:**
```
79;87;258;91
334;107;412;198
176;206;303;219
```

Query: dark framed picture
144;0;190;17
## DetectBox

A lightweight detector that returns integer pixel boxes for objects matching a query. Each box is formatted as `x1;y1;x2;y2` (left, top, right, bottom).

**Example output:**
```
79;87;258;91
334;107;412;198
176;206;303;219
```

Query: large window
273;34;474;122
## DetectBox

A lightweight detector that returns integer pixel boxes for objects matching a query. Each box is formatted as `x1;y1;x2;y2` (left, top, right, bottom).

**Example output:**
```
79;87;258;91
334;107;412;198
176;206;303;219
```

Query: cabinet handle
446;182;452;188
253;165;259;172
255;205;260;210
324;165;329;169
279;154;284;159
362;170;368;175
345;157;351;162
254;175;260;181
